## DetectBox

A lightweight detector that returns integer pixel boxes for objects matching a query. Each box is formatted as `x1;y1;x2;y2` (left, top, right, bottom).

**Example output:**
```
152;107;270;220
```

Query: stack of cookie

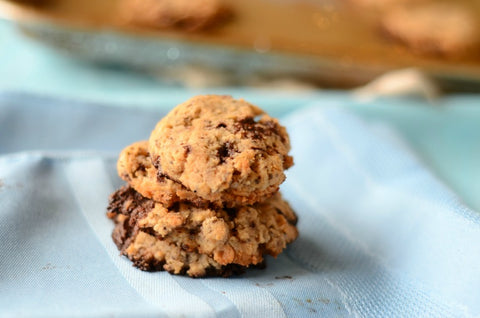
107;95;298;277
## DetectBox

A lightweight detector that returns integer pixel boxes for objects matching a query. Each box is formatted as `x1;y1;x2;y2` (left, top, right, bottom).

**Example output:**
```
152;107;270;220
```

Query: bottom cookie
107;186;298;277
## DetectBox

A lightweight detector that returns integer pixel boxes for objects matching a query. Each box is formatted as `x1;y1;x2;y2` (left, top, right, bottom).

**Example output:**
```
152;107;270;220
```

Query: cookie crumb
275;275;293;279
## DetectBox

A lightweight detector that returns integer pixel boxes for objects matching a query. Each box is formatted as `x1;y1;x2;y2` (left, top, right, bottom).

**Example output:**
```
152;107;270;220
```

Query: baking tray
1;0;479;89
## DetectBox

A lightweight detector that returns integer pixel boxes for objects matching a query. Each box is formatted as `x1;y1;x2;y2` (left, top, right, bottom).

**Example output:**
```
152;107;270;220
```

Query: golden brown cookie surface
148;95;293;206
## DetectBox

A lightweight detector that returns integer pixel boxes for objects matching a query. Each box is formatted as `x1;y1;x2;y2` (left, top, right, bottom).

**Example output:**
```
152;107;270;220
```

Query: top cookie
148;95;293;206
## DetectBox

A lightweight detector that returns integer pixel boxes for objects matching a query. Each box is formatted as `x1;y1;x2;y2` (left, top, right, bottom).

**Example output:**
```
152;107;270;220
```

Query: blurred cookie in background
345;0;429;11
8;0;51;4
118;0;232;31
379;2;479;57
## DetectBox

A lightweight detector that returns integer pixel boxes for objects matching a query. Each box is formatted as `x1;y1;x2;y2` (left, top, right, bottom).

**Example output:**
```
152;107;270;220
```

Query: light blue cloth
1;96;480;317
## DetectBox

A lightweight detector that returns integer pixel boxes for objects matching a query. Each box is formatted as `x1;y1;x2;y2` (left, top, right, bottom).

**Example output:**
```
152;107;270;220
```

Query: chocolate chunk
234;117;263;139
217;142;236;164
108;187;161;265
153;157;161;170
184;145;192;156
234;117;282;140
224;207;238;219
135;163;146;173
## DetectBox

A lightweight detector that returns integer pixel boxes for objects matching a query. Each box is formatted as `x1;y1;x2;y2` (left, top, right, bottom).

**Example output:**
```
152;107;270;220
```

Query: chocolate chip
107;186;157;252
183;117;193;127
252;146;276;155
157;171;169;182
111;214;131;250
216;123;227;128
225;207;238;219
107;186;154;219
133;257;165;272
142;227;158;238
250;156;260;172
264;120;282;139
234;117;261;139
181;243;194;252
234;117;282;140
217;142;236;164
153;157;161;170
157;173;166;183
135;163;146;173
184;145;192;156
170;202;181;212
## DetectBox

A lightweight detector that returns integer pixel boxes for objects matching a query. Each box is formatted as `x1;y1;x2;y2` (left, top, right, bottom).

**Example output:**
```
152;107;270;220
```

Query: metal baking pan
1;0;479;89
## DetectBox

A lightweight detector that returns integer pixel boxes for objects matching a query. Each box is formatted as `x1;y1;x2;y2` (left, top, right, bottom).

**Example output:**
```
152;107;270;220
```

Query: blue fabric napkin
1;95;479;317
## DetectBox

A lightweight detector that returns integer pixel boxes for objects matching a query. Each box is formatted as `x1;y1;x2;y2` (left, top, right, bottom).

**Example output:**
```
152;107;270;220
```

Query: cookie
119;0;231;31
107;186;298;277
380;3;479;56
148;95;293;206
117;141;202;207
345;0;427;11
